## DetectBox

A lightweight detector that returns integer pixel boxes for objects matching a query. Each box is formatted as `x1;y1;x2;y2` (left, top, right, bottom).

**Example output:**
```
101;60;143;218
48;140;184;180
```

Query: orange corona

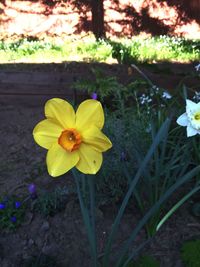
58;128;82;152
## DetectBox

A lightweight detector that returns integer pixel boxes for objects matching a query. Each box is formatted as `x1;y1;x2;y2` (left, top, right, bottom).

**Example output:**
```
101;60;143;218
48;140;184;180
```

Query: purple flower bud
10;216;17;223
28;184;36;194
91;92;97;100
15;201;21;209
0;203;5;210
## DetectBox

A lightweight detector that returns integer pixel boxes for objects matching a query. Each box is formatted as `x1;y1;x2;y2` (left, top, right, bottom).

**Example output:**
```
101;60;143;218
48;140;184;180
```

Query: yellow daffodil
177;99;200;137
33;98;112;177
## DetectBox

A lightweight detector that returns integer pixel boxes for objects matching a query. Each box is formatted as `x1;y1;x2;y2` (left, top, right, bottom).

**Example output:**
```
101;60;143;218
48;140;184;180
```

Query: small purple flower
91;92;97;100
28;183;37;199
28;184;36;194
15;201;21;209
0;203;5;210
10;216;17;223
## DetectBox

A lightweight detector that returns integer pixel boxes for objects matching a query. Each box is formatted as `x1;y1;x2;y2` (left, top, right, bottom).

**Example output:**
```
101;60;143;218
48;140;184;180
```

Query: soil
0;61;200;267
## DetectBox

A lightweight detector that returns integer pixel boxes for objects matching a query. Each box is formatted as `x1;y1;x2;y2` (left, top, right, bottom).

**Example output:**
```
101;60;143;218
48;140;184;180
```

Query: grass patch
0;35;199;63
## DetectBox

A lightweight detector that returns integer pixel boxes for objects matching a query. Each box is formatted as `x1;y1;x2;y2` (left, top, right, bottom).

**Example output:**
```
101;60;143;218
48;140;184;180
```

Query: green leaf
102;118;171;267
181;239;200;267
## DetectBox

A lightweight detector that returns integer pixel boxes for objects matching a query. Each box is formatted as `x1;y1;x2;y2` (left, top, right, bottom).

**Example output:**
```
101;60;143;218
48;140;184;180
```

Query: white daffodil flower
195;63;200;72
177;99;200;137
162;91;172;99
193;91;200;102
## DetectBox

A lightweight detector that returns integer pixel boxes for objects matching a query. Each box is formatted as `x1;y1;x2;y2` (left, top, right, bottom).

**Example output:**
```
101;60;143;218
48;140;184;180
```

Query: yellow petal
47;143;79;177
75;100;104;131
76;144;103;174
33;119;63;149
45;98;75;129
82;126;112;152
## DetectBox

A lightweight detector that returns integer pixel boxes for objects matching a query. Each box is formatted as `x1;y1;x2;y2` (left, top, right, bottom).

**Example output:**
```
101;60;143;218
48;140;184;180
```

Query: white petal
176;113;188;126
187;125;198;137
186;99;197;111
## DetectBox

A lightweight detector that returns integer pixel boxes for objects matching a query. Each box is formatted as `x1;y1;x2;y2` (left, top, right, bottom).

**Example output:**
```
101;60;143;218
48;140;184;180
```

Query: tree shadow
156;0;200;24
0;0;199;38
106;0;200;37
106;5;171;36
0;0;91;37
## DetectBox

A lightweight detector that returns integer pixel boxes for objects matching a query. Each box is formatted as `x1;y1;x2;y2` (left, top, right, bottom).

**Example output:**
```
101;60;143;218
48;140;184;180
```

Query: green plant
181;239;200;267
74;67;153;205
130;124;193;236
76;38;112;61
72;119;200;267
74;65;200;240
108;40;139;64
73;64;174;121
73;67;124;108
35;187;68;217
0;35;199;63
0;196;25;230
107;36;200;63
95;109;151;205
31;64;200;267
131;255;160;267
107;122;199;267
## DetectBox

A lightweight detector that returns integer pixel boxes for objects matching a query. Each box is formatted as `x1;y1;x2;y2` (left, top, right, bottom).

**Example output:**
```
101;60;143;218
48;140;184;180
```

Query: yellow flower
33;98;112;177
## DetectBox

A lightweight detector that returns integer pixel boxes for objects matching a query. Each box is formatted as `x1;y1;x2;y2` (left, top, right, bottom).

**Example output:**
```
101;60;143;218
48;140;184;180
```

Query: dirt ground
0;62;200;267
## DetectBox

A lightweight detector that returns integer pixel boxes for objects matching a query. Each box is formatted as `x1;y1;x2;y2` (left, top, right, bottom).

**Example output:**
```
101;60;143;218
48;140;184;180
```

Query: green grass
109;36;200;63
0;35;199;63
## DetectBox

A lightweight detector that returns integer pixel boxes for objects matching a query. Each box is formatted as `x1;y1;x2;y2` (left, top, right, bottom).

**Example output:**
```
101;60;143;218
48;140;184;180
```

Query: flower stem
131;64;154;87
72;169;98;267
88;176;97;266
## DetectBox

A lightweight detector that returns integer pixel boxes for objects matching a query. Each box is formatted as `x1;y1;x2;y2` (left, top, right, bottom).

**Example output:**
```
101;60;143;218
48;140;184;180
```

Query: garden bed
0;61;200;267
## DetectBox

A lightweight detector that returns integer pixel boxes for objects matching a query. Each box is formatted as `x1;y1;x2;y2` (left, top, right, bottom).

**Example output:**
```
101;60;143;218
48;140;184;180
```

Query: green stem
72;169;97;267
88;176;97;266
131;64;154;87
156;184;200;231
123;163;145;216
